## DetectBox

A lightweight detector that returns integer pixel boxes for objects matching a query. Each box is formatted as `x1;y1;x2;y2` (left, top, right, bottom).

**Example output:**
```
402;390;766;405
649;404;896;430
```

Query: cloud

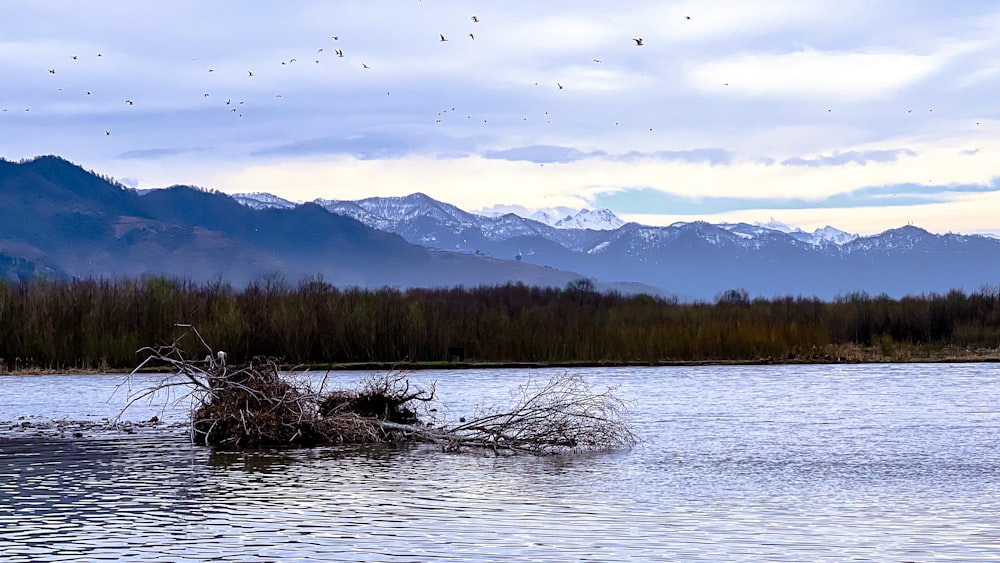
781;149;916;167
252;129;479;160
483;145;604;163
117;147;206;160
593;179;1000;214
482;145;731;164
686;48;948;100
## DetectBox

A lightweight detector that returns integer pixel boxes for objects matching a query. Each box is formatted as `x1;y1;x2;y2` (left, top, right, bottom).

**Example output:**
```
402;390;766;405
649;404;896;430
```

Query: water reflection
2;363;1000;561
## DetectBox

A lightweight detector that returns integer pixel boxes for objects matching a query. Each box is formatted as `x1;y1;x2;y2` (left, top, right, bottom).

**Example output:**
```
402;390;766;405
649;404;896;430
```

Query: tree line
1;276;999;371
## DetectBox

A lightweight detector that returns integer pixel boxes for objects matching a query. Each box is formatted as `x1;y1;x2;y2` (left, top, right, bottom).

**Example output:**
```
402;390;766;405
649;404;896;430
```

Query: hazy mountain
227;190;1000;300
477;204;626;230
0;156;614;292
230;192;297;210
7;156;1000;300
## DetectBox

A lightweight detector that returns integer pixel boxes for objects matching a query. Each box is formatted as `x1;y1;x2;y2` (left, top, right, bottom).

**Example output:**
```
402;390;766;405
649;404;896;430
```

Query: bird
248;70;253;76
71;55;78;60
633;37;644;46
105;130;110;135
48;68;56;74
471;16;479;22
685;15;691;20
85;91;91;95
317;48;324;53
440;33;448;42
336;49;344;57
557;83;564;89
593;58;601;63
125;99;134;105
362;63;371;69
332;35;339;40
469;33;475;40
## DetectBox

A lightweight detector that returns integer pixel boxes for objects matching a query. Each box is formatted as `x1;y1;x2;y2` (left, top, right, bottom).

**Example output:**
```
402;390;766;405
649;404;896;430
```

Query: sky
2;0;1000;235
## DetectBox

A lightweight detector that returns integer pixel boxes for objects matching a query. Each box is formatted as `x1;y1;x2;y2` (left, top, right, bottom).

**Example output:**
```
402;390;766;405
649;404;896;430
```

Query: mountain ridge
4;155;1000;300
0;156;612;293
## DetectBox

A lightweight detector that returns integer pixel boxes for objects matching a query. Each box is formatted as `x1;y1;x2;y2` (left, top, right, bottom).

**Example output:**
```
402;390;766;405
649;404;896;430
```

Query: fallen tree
121;325;638;455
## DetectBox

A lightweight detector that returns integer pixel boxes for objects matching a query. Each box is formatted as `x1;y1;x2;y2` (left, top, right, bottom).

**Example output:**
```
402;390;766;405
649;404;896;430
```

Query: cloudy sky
2;1;999;235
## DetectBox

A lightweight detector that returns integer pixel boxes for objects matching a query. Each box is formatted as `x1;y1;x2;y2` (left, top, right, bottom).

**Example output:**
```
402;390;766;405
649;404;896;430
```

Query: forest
1;276;999;372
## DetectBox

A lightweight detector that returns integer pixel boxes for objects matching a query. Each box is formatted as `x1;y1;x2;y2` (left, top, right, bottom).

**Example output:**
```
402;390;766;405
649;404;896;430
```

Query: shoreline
4;354;1000;376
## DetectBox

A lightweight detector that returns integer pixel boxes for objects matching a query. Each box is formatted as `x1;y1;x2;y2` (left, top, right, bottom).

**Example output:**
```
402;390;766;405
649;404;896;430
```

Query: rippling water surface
2;364;999;561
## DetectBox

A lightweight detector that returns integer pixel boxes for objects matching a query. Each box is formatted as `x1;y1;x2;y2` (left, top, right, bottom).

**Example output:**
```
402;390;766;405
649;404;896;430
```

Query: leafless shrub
122;325;637;455
440;372;638;455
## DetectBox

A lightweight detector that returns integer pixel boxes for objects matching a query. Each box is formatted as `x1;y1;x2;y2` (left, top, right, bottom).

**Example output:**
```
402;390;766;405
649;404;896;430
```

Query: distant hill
0;156;612;292
5;155;1000;300
235;190;1000;301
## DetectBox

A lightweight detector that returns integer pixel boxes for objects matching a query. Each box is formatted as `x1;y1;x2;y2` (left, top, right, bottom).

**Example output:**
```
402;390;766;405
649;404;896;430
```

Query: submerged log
122;325;637;454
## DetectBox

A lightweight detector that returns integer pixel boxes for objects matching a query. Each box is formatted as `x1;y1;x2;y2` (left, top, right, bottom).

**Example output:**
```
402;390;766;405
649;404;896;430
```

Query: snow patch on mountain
477;204;624;230
727;218;858;246
232;192;298;210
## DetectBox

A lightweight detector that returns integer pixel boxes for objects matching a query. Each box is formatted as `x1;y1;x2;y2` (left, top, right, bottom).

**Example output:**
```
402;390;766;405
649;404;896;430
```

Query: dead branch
122;326;637;455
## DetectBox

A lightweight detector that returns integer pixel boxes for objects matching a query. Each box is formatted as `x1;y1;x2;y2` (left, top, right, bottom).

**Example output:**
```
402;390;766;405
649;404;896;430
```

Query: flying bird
48;68;56;74
336;49;344;57
469;33;475;40
593;58;601;63
633;38;644;46
440;33;448;41
557;83;564;89
125;99;134;105
332;35;339;40
248;71;253;76
71;55;78;60
362;63;371;69
471;16;479;22
105;130;110;136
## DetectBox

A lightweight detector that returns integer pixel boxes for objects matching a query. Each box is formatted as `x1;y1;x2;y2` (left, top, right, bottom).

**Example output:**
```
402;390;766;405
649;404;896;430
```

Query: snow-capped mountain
223;190;1000;300
12;155;1000;301
477;204;625;231
721;219;858;247
232;192;297;210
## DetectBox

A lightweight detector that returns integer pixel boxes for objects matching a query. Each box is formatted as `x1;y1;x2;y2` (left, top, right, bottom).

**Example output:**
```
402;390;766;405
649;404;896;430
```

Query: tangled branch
122;325;637;455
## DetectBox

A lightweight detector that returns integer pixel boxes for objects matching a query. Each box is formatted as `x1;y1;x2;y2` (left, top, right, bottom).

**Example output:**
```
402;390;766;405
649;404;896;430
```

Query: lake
2;363;999;561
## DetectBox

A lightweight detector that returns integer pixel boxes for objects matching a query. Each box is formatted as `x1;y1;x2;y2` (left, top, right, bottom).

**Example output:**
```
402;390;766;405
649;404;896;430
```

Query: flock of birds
1;11;981;144
1;13;693;140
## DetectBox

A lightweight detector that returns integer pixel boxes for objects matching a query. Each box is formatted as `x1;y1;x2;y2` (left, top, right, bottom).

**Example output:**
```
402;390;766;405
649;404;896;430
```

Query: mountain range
3;155;1000;301
233;190;1000;301
0;156;603;292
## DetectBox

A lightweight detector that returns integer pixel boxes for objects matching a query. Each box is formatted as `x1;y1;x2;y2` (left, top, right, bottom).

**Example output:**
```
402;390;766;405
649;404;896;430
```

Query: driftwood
122;325;637;455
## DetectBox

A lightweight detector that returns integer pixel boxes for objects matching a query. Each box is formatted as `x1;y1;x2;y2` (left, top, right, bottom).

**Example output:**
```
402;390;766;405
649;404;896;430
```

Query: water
2;364;999;561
